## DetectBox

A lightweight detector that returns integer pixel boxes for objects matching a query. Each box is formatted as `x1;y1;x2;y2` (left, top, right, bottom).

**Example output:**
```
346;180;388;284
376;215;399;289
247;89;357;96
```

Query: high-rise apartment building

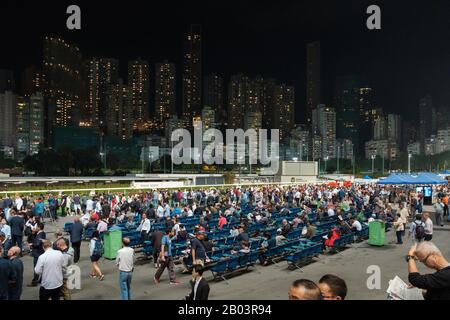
155;61;176;125
106;80;133;140
0;91;17;148
85;58;119;131
272;84;295;141
182;24;202;120
312;104;336;158
128;59;150;125
42;36;83;127
203;73;223;121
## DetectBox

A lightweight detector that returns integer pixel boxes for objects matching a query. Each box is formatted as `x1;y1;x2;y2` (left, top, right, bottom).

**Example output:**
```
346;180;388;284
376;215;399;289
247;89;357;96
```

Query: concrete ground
20;206;450;300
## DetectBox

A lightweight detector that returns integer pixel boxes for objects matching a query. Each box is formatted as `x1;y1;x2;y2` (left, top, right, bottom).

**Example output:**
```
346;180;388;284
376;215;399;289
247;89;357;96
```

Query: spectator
191;231;207;266
303;221;316;239
318;274;347;300
235;225;250;243
89;230;105;281
393;213;405;245
398;202;409;227
408;214;426;243
407;242;450;300
288;279;322;300
116;237;135;300
151;229;164;268
8;211;24;252
154;228;180;285
137;212;151;241
422;212;433;241
186;264;210;300
7;246;23;300
434;198;444;227
34;240;64;300
28;222;46;286
349;218;362;232
55;238;74;300
0;232;12;258
218;213;227;230
69;216;83;263
177;224;188;242
0;246;16;300
52;229;69;250
0;219;11;240
97;218;108;235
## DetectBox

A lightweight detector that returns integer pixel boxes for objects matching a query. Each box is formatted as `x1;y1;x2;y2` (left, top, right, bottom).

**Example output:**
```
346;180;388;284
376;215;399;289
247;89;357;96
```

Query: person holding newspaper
406;242;450;300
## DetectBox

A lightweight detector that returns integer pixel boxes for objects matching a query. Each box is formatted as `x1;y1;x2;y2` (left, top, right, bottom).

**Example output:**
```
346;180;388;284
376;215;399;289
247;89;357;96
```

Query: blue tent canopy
363;175;372;179
377;172;448;185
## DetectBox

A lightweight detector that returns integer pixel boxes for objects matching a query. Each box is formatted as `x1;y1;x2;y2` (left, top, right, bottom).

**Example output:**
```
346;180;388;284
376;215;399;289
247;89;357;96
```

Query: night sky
1;0;450;122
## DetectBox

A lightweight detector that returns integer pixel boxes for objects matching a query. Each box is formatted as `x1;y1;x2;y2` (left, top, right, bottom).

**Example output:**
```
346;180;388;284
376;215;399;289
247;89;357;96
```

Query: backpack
414;221;426;241
93;239;104;257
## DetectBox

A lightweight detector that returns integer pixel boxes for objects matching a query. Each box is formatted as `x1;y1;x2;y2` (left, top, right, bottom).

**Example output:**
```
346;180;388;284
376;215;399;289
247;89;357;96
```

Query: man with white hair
407;242;450;300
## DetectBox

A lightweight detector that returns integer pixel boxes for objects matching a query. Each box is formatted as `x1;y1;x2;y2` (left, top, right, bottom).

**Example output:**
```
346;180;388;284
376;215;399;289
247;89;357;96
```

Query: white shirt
193;277;203;300
97;220;108;233
173;223;180;235
116;246;135;272
352;220;362;231
15;198;23;211
81;213;90;226
34;248;65;290
86;199;94;211
424;218;433;235
157;206;164;218
327;208;335;217
138;218;151;233
0;224;11;239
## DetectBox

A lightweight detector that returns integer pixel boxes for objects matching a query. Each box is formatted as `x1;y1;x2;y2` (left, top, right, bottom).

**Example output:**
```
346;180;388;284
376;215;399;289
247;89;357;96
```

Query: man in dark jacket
69;217;84;263
186;265;210;300
29;222;45;286
0;246;16;300
7;246;23;300
8;211;24;252
151;230;164;268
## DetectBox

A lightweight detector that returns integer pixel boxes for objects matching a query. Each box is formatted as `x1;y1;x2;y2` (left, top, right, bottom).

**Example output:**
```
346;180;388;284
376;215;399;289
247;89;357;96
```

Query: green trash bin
368;221;385;246
103;230;123;259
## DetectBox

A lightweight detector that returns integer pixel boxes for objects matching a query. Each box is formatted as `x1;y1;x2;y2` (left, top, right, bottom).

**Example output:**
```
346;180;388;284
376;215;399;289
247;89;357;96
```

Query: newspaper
387;276;424;300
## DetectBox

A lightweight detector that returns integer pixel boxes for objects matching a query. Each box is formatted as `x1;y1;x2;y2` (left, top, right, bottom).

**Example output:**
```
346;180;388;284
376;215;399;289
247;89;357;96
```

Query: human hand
408;243;417;257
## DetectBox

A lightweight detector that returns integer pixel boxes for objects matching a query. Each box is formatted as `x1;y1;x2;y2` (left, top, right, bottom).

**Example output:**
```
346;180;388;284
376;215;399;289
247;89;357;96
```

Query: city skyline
2;1;450;172
2;1;450;121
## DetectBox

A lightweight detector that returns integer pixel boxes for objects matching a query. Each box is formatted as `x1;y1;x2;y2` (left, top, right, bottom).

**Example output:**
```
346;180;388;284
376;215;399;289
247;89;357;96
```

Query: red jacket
325;228;340;247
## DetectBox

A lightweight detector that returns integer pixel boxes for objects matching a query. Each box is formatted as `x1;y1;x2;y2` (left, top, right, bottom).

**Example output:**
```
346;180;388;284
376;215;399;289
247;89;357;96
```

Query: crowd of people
0;182;449;300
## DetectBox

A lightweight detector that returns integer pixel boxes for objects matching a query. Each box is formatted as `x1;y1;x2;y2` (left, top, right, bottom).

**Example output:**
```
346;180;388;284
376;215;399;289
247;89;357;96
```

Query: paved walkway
20;206;450;300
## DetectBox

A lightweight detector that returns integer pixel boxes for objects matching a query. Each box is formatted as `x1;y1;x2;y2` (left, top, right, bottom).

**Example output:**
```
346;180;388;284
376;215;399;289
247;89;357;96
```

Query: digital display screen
416;187;423;194
424;187;432;197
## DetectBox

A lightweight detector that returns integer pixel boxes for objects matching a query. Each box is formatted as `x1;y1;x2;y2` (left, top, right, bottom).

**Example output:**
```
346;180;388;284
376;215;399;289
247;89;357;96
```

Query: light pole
371;154;376;175
408;153;412;174
382;149;385;175
324;156;328;174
